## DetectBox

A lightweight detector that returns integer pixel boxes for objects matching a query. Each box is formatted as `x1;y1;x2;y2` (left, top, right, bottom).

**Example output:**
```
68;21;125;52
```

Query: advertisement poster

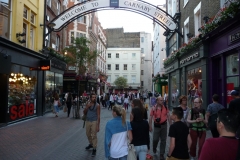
227;83;234;104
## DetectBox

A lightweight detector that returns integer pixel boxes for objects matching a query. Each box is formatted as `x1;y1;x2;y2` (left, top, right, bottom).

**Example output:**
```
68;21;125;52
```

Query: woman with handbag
130;107;150;160
206;94;224;137
105;105;133;160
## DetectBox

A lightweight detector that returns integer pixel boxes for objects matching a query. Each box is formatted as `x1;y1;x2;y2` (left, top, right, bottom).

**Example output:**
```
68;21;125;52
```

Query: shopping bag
146;153;153;160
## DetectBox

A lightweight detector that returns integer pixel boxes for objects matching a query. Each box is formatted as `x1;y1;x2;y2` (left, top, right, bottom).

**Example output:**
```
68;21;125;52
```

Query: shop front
209;17;240;107
0;37;45;126
165;44;208;110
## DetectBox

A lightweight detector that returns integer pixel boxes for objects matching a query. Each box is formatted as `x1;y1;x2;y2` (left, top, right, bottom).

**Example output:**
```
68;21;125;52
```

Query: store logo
180;52;199;65
229;31;240;43
9;102;34;121
165;66;174;72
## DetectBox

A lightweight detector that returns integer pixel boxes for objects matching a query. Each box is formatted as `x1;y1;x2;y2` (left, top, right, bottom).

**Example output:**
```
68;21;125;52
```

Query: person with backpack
206;94;224;138
187;98;208;160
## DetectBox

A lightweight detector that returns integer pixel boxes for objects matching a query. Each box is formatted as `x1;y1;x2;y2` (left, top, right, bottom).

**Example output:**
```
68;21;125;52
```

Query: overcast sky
97;0;165;37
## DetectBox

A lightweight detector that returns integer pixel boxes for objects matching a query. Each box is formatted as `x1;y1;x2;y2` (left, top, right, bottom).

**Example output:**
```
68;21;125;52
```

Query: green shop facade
153;75;168;97
164;43;208;110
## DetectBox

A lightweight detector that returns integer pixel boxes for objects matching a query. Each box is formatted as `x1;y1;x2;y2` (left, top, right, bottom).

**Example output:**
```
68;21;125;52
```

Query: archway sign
51;0;178;32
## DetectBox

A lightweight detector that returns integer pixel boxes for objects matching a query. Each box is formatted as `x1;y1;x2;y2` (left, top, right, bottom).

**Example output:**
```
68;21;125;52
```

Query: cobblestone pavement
0;99;212;160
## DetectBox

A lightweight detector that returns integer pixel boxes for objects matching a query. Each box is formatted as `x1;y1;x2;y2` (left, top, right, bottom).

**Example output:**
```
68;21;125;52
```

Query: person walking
199;109;239;160
109;93;114;110
84;93;101;157
66;92;73;117
104;105;132;160
206;94;224;138
187;98;208;160
149;96;171;160
167;107;192;160
130;98;148;121
116;93;123;105
123;93;129;111
130;107;149;160
53;94;61;117
178;95;190;126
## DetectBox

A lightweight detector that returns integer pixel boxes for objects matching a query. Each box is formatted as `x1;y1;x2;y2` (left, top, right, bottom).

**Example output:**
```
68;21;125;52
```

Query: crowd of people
51;89;240;160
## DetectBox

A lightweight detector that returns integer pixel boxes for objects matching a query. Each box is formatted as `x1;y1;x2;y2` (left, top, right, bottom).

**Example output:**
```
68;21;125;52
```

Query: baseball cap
230;90;239;96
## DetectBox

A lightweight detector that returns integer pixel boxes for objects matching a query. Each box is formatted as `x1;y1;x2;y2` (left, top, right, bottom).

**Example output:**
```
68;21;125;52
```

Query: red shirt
199;137;238;160
150;105;168;124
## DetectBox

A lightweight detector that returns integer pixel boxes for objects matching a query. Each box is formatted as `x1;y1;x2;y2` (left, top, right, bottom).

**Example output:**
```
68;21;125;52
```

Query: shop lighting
199;69;202;72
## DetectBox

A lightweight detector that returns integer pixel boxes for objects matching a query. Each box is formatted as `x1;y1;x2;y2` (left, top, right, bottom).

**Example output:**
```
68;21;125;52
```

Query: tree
64;37;98;118
114;77;127;91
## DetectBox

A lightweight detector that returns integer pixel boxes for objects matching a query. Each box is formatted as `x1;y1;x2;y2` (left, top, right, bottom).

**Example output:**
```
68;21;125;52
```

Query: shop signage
229;31;240;43
180;52;199;65
165;66;174;72
68;66;76;71
30;60;51;71
9;102;34;121
52;0;176;31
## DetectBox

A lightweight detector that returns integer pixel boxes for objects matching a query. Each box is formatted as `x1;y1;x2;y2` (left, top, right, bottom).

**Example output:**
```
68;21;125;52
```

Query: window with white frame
132;53;136;58
124;64;127;70
141;37;144;42
116;53;119;58
115;64;119;70
194;2;201;35
184;17;189;43
57;1;61;15
107;75;111;82
132;64;136;70
107;64;111;70
131;75;136;83
168;0;177;16
123;53;128;59
77;32;85;38
23;23;27;47
56;36;60;51
183;0;189;7
108;53;111;58
141;48;144;53
141;70;144;75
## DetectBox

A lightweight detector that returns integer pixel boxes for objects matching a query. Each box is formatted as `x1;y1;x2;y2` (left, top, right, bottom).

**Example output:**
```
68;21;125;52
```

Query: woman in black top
66;92;73;117
131;107;150;160
130;99;148;121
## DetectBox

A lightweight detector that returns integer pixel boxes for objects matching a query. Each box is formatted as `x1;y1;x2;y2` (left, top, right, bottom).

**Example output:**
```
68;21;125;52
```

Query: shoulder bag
126;122;137;160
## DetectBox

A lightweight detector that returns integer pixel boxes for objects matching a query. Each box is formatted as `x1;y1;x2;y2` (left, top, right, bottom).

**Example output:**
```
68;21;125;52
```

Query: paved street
0;100;212;160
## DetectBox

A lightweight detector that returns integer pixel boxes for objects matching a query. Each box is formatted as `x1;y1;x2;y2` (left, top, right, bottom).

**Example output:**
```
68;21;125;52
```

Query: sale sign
227;83;234;104
9;101;35;121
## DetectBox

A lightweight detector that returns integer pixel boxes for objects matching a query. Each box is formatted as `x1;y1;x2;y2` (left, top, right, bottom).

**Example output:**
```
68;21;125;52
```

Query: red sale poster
227;83;234;104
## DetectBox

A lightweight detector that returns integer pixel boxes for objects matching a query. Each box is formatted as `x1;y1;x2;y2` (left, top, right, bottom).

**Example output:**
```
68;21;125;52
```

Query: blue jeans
134;145;148;160
109;155;127;160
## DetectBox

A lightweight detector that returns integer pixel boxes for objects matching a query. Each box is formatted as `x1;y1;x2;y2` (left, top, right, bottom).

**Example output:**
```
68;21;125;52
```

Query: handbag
81;114;87;121
146;153;153;160
64;106;67;112
126;122;137;160
58;100;61;107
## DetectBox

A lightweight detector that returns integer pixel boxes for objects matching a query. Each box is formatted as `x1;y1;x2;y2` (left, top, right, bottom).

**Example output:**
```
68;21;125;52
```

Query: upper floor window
123;53;128;59
71;32;74;43
77;32;85;38
131;75;136;83
141;37;144;43
123;75;128;81
23;6;28;19
107;64;111;70
57;1;61;15
132;64;136;70
56;36;60;51
116;53;119;58
184;17;189;43
115;64;119;70
141;48;144;53
124;64;127;70
108;53;111;58
107;75;111;83
194;2;201;35
30;12;36;24
132;53;136;58
141;70;144;75
47;0;51;7
77;15;86;23
141;58;144;64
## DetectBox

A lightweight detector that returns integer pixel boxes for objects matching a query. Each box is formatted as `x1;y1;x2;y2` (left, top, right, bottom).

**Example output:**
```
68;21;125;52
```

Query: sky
97;0;165;38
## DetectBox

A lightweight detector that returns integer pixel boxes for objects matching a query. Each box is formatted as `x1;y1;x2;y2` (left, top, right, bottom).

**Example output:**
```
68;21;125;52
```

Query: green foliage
114;77;127;89
63;37;98;74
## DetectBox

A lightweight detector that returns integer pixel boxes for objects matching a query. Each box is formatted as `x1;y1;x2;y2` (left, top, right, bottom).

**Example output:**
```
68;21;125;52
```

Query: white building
106;48;141;92
140;32;153;92
153;5;167;77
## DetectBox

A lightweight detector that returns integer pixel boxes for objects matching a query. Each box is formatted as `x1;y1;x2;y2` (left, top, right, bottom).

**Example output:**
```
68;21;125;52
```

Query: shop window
226;77;239;105
170;75;178;108
226;53;239;76
186;67;202;108
8;65;38;122
0;0;12;39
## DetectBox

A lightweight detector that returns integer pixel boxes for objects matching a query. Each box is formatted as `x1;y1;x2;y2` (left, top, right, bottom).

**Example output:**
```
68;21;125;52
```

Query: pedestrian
66;92;73;117
228;89;240;139
130;107;149;160
102;92;106;108
178;95;190;126
187;98;208;160
123;93;129;111
167;107;192;160
84;93;101;157
199;109;239;160
104;105;132;159
149;96;171;160
53;93;61;117
116;93;123;105
130;98;148;121
109;93;114;110
206;94;224;137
